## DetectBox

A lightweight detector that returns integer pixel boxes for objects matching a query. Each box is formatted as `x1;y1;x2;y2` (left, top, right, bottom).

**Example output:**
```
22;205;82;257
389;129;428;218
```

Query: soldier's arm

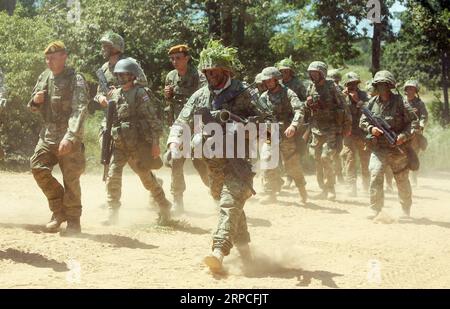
398;100;417;141
287;89;302;128
137;89;162;145
63;74;89;143
27;72;46;113
419;100;428;128
167;90;198;146
359;98;375;134
297;80;307;101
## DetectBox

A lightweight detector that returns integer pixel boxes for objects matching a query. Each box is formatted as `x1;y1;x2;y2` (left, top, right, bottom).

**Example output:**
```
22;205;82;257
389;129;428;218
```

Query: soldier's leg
385;165;394;192
30;140;65;230
310;134;325;190
262;165;281;203
321;134;337;200
205;166;253;272
193;158;210;188
104;148;128;225
59;142;86;233
341;137;357;196
170;157;186;213
390;152;412;216
410;141;420;186
280;138;307;203
358;139;371;192
128;145;171;224
368;151;387;216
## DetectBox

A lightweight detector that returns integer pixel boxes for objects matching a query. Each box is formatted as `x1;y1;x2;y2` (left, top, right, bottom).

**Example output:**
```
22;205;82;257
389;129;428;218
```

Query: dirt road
1;167;449;288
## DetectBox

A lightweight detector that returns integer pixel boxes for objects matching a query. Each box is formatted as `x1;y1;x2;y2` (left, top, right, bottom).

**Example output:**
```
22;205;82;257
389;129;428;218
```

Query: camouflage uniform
302;61;351;199
340;72;370;195
168;40;264;263
165;63;209;204
104;59;170;225
359;71;417;216
404;80;428;185
28;57;88;229
258;67;307;202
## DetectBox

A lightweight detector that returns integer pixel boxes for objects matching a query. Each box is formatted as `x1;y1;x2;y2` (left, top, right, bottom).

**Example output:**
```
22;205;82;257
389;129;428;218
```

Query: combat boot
314;189;328;200
298;186;308;204
65;217;81;236
327;187;336;201
172;195;184;215
399;208;411;219
347;184;357;197
101;209;119;226
157;202;172;226
45;212;66;233
203;248;224;273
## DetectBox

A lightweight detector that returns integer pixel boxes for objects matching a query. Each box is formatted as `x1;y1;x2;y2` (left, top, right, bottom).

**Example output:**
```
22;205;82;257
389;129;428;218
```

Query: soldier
102;59;171;226
328;69;345;184
302;61;351;200
258;67;307;204
167;40;265;273
340;72;370;196
163;44;209;213
404;80;428;186
254;72;267;94
94;31;148;112
276;57;308;189
28;41;88;234
360;70;417;219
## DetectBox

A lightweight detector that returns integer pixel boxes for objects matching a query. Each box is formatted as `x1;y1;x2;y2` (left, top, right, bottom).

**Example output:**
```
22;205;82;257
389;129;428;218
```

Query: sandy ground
0;165;449;289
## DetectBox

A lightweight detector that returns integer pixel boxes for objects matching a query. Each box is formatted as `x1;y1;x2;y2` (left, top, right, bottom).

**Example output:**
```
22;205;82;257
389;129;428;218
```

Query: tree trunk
441;51;449;125
371;21;382;77
235;1;246;47
221;0;233;46
206;0;221;38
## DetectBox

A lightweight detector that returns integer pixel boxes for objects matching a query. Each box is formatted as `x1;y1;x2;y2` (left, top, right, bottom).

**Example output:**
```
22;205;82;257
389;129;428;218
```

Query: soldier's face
405;86;417;99
280;69;293;82
263;78;278;92
101;43;119;59
170;53;189;71
346;81;359;91
45;51;67;75
309;71;322;83
116;72;134;86
204;68;228;89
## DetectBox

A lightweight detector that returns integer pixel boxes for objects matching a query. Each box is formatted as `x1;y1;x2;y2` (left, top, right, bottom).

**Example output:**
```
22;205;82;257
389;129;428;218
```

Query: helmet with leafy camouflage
307;61;328;78
343;72;361;86
100;31;125;53
328;69;342;81
114;58;140;77
198;39;241;73
260;67;282;81
276;56;296;72
372;70;396;87
255;73;264;84
403;79;420;92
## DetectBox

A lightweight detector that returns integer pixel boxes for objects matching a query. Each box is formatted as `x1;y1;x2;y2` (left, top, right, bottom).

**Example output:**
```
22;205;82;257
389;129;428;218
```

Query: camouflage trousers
310;133;337;190
334;135;344;180
170;157;210;197
106;143;170;211
368;148;412;212
30;139;85;218
205;158;253;256
409;135;425;185
264;137;306;193
341;135;370;190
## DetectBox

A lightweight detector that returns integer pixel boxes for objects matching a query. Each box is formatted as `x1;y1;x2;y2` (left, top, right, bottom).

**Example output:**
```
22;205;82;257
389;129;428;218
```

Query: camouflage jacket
94;55;148;105
407;97;428;129
165;64;206;118
28;67;89;145
345;88;369;138
167;78;265;152
110;85;162;148
258;85;302;133
301;79;352;136
360;93;418;149
282;76;307;101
